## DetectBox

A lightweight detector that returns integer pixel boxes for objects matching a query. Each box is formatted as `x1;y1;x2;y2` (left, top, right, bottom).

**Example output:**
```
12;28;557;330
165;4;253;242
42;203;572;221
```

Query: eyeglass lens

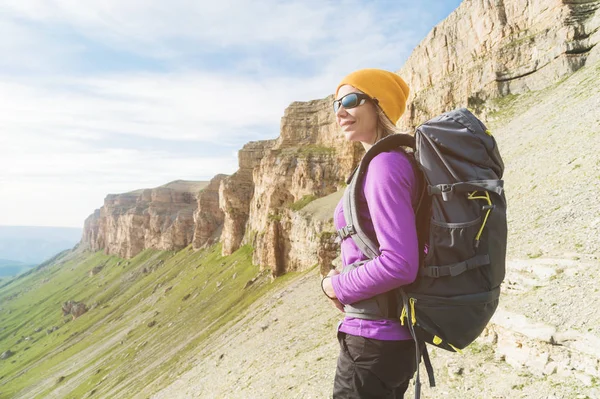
333;93;360;113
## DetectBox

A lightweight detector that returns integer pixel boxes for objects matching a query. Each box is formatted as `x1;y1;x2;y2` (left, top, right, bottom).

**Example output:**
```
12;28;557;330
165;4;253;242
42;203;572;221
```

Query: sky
0;0;463;228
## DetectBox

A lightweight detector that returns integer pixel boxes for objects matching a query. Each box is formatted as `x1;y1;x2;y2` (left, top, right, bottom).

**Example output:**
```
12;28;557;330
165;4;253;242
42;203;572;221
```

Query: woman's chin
343;129;360;141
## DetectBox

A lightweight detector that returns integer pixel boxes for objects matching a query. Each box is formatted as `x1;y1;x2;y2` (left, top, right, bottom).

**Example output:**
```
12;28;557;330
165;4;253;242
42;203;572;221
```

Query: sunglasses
333;92;378;113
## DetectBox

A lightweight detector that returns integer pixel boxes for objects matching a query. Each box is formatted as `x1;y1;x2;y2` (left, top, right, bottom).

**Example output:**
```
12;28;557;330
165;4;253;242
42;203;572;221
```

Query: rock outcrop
397;0;600;128
61;300;88;320
81;180;209;258
219;98;362;276
219;140;276;256
82;209;105;251
192;174;228;249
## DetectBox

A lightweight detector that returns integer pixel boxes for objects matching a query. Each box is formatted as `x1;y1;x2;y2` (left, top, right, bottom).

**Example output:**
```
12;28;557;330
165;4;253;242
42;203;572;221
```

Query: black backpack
337;108;507;397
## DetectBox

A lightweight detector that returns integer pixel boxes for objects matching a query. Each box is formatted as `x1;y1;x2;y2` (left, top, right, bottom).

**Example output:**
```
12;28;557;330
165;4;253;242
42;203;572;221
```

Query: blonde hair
373;105;409;143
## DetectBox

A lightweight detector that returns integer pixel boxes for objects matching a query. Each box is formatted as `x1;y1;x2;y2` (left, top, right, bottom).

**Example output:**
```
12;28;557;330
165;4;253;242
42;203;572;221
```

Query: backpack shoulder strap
342;168;379;259
339;134;416;260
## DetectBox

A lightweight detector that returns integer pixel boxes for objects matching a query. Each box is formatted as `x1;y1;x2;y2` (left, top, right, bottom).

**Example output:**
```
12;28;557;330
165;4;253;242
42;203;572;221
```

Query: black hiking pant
333;332;416;399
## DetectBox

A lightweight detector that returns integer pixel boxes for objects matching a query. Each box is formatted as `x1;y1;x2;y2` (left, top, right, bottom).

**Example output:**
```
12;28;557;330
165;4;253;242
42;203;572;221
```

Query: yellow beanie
335;68;410;125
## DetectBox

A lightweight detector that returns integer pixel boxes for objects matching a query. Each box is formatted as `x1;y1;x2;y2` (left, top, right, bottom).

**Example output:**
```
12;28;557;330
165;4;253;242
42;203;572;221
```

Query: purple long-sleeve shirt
331;148;419;341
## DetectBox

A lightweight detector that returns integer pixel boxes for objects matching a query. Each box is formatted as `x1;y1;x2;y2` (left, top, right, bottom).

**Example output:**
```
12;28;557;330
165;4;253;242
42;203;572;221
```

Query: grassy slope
0;244;300;399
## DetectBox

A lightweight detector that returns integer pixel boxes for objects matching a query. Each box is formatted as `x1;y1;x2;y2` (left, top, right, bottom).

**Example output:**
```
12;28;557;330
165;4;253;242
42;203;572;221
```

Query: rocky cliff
232;0;600;276
221;98;362;276
82;180;209;258
82;97;358;276
81;0;600;275
192;175;228;249
219;140;276;256
398;0;600;128
221;0;600;275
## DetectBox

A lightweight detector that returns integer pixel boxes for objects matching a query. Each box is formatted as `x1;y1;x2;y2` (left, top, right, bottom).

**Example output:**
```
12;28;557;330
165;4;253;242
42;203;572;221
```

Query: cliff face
398;0;600;128
82;209;105;251
220;98;361;276
192;175;228;249
81;98;354;276
81;181;209;258
219;140;276;256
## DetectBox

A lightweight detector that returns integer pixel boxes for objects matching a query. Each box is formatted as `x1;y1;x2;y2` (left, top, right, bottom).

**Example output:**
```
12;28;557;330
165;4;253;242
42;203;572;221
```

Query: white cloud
0;0;428;69
0;0;461;227
0;70;332;227
0;72;327;145
0;15;82;71
0;0;336;57
0;140;237;227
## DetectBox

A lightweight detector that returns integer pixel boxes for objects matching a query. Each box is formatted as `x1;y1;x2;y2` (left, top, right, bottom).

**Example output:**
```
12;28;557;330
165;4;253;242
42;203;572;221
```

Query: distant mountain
0;226;82;268
0;258;35;277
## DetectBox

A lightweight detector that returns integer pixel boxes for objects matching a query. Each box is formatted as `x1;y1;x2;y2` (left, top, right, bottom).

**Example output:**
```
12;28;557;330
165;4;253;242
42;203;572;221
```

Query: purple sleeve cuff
330;274;347;304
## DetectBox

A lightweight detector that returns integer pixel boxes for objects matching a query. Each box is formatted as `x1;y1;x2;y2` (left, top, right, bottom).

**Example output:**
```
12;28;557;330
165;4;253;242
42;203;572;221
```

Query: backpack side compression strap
420;254;490;278
429;180;505;199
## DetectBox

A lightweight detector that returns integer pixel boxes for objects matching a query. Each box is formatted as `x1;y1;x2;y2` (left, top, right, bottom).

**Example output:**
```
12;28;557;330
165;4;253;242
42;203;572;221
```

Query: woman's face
335;84;378;144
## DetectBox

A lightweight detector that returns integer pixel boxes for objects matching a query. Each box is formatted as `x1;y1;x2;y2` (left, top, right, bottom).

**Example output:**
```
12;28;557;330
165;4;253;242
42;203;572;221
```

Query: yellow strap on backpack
399;297;417;326
468;191;493;242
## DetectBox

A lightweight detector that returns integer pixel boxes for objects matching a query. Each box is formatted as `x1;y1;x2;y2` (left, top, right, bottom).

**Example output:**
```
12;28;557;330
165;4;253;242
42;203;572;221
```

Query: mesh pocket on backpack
425;217;481;266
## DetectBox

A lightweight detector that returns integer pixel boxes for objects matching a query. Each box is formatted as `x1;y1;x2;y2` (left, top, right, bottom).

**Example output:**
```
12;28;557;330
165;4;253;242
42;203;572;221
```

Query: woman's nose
336;106;348;117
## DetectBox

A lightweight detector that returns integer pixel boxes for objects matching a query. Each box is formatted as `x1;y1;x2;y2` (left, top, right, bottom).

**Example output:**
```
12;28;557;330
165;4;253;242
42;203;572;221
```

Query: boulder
61;300;88;320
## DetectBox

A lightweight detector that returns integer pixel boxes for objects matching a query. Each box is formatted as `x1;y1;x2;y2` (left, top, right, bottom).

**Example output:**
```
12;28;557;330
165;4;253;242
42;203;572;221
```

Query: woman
321;68;420;398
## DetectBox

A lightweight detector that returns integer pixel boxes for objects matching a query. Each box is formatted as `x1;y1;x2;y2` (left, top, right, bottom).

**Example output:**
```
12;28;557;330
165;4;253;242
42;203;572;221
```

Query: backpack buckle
429;266;440;278
428;184;455;201
342;224;356;237
337;224;356;240
440;184;454;201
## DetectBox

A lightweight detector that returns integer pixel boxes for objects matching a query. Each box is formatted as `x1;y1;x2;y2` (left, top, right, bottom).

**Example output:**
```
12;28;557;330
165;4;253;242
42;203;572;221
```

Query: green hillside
0;245;302;398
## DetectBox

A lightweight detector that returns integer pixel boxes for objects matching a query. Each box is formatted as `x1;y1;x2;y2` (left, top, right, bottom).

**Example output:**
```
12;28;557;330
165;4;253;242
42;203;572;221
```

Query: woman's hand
323;269;340;297
322;269;344;312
